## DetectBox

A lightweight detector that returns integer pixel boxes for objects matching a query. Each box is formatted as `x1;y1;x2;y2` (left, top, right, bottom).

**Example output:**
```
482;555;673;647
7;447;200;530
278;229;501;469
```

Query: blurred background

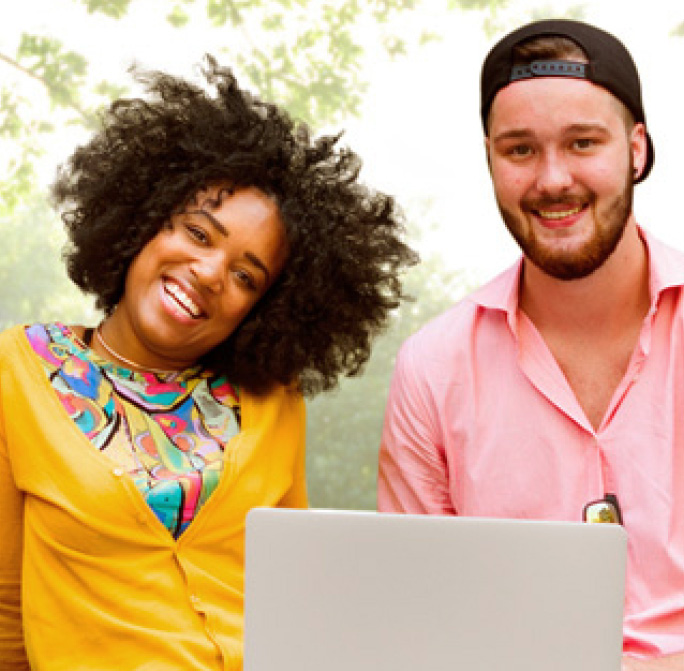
3;0;683;509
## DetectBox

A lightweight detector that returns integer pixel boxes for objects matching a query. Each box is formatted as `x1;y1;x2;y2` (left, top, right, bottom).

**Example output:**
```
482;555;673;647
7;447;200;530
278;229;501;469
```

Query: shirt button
190;595;200;606
113;467;124;476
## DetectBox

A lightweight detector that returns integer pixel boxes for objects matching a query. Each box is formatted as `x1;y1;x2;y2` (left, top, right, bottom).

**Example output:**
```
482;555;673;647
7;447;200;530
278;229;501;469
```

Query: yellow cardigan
0;325;308;671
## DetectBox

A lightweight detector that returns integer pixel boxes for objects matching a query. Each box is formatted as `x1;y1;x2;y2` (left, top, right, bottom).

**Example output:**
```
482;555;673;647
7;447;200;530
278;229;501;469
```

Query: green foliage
306;249;474;510
0;90;25;139
166;0;196;27
17;35;90;116
77;0;133;18
206;0;239;27
484;2;585;38
383;35;408;58
222;1;372;126
530;3;587;21
160;0;480;126
449;0;508;10
167;6;191;28
0;87;45;215
92;80;128;100
0;200;95;332
419;31;441;46
0;155;38;216
0;34;114;216
371;0;419;22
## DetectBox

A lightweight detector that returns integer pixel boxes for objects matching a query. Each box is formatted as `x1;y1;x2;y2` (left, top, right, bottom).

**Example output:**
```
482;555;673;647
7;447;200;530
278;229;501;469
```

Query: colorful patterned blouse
26;322;241;538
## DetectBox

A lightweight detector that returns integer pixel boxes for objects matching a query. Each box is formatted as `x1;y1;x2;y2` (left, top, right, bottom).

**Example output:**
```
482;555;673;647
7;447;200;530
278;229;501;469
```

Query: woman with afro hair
0;56;417;670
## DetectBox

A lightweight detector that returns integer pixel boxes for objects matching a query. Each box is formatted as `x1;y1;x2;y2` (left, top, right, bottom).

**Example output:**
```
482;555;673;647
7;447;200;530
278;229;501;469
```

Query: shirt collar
468;258;522;317
642;227;684;301
469;226;684;320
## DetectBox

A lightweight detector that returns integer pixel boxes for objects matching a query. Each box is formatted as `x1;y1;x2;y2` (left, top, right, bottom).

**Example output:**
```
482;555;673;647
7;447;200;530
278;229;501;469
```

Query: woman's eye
186;225;209;244
234;269;257;291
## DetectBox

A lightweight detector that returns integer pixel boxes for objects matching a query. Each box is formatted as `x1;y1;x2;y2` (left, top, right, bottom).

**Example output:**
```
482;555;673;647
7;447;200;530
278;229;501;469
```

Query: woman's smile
161;277;205;320
99;186;288;371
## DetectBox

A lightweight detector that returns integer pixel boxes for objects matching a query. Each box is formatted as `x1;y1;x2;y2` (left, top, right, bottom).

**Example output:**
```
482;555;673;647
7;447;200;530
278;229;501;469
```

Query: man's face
486;77;646;280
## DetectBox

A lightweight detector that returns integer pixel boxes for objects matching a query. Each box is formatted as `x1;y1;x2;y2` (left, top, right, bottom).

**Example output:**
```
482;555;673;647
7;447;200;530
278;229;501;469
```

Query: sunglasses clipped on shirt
583;493;623;525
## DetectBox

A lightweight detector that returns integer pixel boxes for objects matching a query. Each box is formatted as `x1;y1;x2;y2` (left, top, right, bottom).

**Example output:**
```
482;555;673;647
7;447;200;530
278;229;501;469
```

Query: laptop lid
244;508;627;671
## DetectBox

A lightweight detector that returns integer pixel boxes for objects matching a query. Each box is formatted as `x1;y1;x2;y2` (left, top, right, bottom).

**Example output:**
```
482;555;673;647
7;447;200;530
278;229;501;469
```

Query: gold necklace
95;324;181;377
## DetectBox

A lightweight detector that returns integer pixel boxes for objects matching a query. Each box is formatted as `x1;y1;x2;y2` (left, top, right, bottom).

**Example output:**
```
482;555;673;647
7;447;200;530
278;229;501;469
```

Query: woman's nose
191;254;225;293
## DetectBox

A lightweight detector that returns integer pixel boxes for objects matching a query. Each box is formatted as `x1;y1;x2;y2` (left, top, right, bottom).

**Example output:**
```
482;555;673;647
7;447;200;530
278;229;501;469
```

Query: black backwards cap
480;19;654;183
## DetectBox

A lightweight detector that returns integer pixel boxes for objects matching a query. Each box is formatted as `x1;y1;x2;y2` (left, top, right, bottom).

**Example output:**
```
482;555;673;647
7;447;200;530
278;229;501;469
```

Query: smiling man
378;19;684;669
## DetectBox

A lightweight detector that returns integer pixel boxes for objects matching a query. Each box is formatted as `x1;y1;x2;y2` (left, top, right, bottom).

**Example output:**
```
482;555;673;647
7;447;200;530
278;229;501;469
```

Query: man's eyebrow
564;123;611;135
492;123;611;143
491;129;533;143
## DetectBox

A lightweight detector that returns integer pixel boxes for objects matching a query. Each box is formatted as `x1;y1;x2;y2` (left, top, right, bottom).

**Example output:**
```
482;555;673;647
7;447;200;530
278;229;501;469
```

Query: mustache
524;196;591;210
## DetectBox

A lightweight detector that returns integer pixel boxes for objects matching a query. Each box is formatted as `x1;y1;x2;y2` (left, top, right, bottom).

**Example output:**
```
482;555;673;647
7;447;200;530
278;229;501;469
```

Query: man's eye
573;138;594;150
508;144;531;157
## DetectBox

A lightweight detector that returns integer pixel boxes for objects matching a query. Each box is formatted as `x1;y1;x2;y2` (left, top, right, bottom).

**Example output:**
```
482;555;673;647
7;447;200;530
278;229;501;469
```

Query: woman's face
105;185;288;371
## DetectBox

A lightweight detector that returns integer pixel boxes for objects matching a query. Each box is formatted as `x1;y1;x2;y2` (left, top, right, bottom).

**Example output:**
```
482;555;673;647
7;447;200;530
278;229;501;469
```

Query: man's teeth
537;205;582;220
164;281;201;317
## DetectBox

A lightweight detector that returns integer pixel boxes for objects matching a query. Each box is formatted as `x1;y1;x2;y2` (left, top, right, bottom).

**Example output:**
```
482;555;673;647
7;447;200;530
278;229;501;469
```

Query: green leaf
77;0;134;19
383;35;407;58
530;3;586;21
0;156;38;216
92;80;128;100
206;0;254;26
419;31;442;46
262;13;285;31
0;93;23;138
167;6;191;27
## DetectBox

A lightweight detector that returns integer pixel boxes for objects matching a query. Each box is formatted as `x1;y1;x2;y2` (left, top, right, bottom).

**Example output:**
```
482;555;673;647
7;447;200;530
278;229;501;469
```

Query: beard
497;166;634;281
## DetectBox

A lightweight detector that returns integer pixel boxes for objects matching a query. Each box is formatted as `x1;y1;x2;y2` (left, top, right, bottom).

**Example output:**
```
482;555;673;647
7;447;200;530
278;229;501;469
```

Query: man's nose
535;151;573;195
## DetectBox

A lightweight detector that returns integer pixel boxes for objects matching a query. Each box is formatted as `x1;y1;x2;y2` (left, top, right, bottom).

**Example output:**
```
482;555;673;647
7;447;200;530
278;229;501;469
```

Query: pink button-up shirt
378;229;684;657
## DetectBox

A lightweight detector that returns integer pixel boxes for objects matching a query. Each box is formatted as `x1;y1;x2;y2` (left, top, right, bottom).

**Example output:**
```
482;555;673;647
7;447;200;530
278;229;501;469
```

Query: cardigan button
113;467;124;476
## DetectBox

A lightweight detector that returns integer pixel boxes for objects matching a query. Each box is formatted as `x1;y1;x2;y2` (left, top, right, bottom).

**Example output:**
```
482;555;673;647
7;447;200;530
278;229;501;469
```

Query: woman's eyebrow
245;252;270;283
186;209;229;237
184;209;271;282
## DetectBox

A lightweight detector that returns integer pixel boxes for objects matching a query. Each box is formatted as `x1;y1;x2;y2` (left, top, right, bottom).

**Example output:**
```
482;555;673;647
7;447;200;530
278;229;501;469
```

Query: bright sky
4;0;684;285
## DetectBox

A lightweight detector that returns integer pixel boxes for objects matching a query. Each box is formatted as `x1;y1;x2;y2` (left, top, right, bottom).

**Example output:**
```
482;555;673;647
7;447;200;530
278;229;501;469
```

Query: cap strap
510;60;587;82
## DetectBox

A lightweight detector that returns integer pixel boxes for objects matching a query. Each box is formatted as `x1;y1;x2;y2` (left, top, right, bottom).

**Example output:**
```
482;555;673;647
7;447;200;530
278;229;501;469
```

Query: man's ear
631;122;647;181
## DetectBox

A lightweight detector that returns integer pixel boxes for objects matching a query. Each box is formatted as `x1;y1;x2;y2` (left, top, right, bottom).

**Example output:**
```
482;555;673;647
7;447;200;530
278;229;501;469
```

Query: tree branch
0;50;91;121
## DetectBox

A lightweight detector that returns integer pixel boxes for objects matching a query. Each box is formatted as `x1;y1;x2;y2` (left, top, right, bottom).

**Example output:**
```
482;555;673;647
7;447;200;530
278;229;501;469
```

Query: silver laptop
244;508;627;671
